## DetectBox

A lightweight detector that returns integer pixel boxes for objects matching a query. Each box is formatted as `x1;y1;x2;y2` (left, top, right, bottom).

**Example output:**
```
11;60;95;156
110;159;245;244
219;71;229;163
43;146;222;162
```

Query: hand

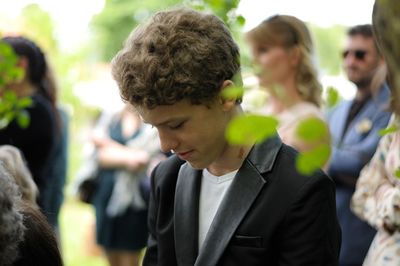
92;135;114;148
126;150;149;172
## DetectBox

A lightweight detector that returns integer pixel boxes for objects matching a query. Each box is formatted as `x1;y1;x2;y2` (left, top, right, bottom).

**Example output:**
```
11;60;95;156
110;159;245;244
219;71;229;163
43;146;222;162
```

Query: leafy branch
0;40;32;129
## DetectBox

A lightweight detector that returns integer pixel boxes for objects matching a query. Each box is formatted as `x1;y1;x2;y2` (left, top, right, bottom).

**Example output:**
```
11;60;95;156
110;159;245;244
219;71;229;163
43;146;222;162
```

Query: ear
219;80;237;111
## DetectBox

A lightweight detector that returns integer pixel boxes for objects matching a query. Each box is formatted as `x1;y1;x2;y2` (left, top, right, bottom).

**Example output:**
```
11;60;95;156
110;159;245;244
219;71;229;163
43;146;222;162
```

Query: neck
355;86;372;101
207;144;252;176
207;105;252;176
268;80;303;114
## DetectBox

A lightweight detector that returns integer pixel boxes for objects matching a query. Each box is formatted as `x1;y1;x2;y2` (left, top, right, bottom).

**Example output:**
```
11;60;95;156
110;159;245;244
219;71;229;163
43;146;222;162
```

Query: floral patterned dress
351;114;400;265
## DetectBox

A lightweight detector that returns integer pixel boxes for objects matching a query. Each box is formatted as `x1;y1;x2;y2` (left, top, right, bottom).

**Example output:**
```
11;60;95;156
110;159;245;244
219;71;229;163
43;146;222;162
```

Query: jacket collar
174;135;283;266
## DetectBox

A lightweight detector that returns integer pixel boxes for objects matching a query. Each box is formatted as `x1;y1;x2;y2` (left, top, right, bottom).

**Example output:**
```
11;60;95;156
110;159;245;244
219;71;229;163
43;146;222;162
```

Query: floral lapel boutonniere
355;118;373;134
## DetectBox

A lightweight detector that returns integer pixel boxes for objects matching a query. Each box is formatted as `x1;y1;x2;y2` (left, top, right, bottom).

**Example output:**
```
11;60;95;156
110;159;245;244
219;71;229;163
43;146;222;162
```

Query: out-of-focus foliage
189;0;245;35
325;86;341;109
0;90;32;129
0;42;24;88
221;85;244;100
378;125;399;136
90;0;182;61
395;168;400;179
90;0;244;62
225;114;278;145
296;117;329;142
19;4;58;56
296;144;331;175
310;24;346;75
295;117;331;174
0;41;32;129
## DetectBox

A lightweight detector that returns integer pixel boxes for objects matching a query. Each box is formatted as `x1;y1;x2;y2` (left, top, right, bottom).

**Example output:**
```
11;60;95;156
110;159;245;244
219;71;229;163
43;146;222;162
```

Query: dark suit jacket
143;136;341;266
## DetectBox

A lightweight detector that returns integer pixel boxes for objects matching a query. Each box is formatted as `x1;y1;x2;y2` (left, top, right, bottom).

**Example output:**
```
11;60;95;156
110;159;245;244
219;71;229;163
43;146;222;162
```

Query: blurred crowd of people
1;0;400;265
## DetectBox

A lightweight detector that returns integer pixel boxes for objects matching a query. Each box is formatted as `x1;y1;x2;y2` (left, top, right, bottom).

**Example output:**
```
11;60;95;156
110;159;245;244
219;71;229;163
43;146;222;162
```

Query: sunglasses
342;50;367;60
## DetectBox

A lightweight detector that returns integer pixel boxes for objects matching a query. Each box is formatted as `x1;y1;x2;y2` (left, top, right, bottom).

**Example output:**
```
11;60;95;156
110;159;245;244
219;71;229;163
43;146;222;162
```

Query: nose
158;130;179;153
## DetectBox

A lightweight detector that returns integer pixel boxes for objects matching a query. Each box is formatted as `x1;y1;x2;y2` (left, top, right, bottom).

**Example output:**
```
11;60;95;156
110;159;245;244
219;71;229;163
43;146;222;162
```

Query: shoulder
294;102;323;117
30;93;52;112
271;143;334;194
325;99;351;122
29;94;55;122
279;102;325;127
249;136;332;191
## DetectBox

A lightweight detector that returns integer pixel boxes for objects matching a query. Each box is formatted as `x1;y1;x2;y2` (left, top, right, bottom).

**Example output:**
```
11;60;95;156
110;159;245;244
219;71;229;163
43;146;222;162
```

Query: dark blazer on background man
143;135;341;266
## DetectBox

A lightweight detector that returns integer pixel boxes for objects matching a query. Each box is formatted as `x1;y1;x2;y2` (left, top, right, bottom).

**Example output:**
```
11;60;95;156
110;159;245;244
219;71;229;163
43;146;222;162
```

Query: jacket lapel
195;136;282;266
174;163;202;266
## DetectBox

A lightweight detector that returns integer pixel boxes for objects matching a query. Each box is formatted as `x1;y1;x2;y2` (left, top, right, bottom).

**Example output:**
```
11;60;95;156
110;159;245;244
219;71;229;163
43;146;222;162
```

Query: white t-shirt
198;168;237;251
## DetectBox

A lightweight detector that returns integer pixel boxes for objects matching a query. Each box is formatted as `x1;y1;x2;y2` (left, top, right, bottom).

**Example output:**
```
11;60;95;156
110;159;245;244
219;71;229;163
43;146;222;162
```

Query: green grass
58;104;108;266
60;198;107;266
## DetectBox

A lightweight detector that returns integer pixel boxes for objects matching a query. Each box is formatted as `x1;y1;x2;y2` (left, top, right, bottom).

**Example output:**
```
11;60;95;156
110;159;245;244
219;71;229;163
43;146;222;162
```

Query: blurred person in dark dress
1;37;69;236
91;105;161;266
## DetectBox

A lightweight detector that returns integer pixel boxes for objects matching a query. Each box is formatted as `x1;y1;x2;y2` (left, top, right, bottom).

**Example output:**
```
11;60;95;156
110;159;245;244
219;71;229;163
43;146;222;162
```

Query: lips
176;150;193;160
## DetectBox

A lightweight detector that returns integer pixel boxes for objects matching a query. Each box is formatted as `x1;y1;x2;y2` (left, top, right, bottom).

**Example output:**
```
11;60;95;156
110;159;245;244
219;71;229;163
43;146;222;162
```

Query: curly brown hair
246;15;322;107
111;7;241;109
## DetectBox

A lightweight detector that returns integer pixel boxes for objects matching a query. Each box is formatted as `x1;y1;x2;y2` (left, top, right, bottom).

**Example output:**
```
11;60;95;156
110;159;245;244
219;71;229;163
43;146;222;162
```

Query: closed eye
168;121;185;130
257;46;269;54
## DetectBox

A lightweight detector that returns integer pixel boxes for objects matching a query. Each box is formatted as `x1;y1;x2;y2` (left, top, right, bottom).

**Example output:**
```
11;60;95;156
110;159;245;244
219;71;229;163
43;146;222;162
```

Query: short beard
353;77;372;89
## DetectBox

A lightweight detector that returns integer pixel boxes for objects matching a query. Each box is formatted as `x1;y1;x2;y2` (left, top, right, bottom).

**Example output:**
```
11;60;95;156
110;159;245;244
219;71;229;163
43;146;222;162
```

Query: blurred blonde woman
0;145;38;205
246;15;329;153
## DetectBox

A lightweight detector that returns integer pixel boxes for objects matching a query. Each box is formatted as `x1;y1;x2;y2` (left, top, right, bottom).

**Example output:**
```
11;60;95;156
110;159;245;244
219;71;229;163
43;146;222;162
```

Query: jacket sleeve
278;174;341;265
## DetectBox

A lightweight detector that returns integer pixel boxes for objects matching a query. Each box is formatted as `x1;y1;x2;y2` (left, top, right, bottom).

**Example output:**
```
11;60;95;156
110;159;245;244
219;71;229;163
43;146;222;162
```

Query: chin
187;160;208;170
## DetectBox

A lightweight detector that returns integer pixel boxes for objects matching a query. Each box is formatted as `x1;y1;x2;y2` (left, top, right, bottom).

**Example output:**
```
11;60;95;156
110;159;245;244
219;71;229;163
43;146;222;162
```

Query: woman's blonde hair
0;145;38;205
246;15;322;107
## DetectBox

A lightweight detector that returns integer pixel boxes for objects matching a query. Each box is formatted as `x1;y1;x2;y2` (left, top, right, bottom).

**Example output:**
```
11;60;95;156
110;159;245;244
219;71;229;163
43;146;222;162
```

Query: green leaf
16;110;30;129
296;144;331;175
8;67;25;82
395;168;400;179
3;90;18;102
0;42;14;57
326;86;340;108
378;125;399;136
236;15;246;26
16;97;33;109
226;114;278;145
296;117;329;142
220;86;244;100
3;111;15;123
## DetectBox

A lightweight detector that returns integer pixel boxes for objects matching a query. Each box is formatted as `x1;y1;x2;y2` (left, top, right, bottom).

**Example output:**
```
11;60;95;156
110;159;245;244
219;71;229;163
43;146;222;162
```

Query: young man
326;24;391;266
112;7;340;266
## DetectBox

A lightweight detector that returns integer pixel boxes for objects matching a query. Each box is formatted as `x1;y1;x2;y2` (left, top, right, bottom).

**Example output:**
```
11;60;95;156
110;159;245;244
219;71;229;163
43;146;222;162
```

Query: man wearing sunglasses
326;24;391;266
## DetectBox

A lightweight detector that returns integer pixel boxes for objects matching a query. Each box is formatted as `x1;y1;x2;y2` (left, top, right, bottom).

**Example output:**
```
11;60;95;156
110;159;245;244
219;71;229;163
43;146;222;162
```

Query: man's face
343;34;382;88
138;99;231;170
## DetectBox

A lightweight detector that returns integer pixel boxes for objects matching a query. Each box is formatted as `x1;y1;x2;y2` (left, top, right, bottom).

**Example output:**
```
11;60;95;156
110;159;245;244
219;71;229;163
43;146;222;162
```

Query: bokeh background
0;0;376;265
